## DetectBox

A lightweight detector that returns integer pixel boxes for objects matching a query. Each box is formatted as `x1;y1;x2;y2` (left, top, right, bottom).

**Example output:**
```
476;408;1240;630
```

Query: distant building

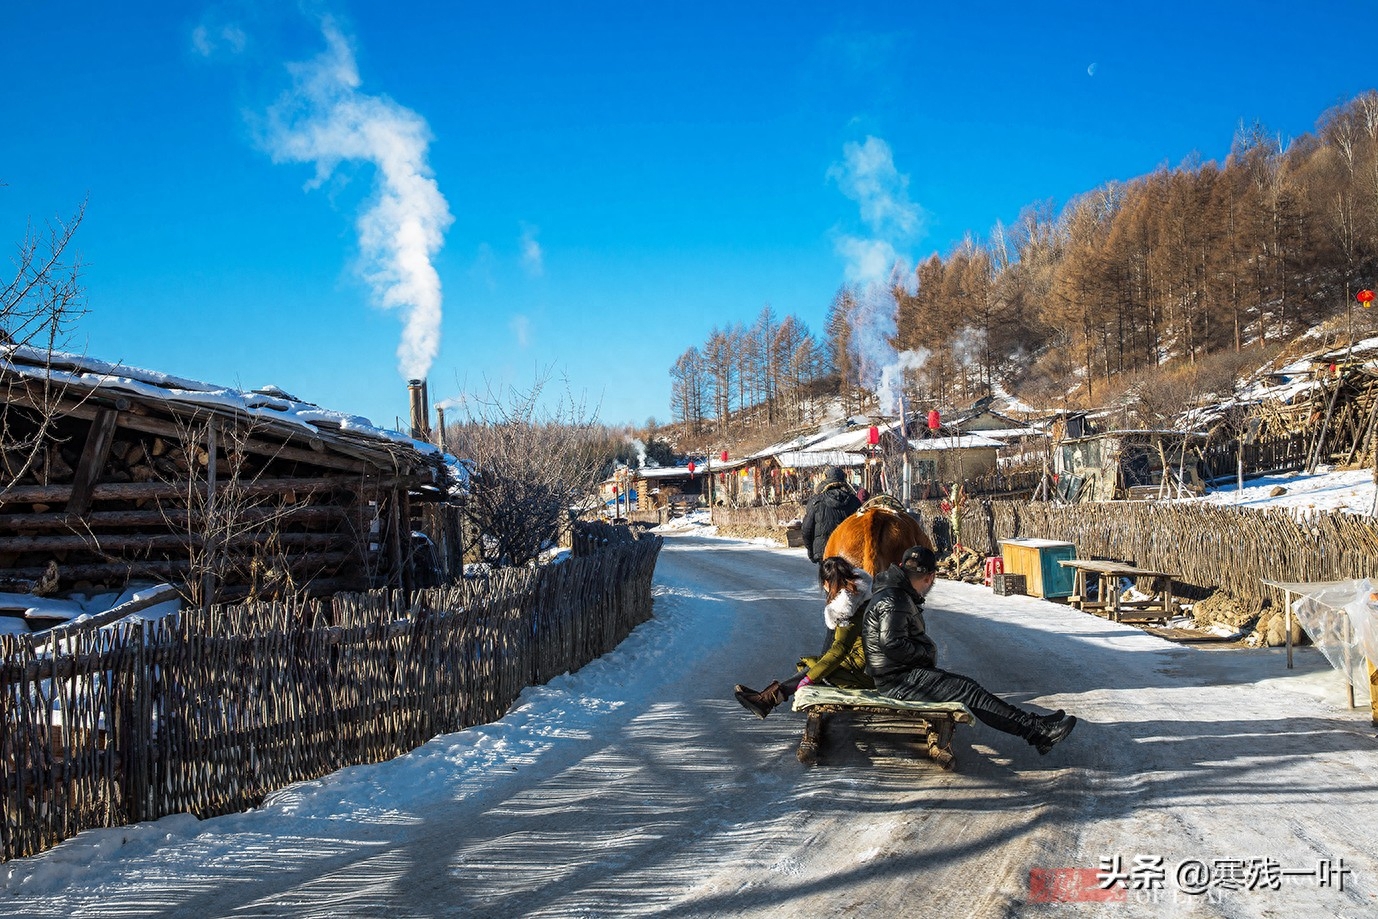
1053;430;1208;502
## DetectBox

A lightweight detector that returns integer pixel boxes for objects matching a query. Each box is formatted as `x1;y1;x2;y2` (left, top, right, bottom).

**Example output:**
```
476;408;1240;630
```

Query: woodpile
938;546;984;584
0;352;463;609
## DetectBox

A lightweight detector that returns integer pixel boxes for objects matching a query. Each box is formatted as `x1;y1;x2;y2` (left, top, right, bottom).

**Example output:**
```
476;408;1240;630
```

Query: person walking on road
863;546;1078;755
800;467;861;565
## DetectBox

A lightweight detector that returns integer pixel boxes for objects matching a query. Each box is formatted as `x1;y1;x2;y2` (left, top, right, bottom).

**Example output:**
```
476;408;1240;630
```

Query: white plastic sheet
1264;578;1377;704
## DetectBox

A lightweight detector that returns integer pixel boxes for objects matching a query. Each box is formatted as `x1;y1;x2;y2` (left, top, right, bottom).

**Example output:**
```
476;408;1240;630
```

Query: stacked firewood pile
938;545;984;583
0;356;459;607
0;416;379;602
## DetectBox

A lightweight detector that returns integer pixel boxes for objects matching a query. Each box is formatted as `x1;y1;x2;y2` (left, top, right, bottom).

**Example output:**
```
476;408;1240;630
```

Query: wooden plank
65;408;120;518
1;550;354;583
0;530;354;553
0;475;365;507
0;505;349;530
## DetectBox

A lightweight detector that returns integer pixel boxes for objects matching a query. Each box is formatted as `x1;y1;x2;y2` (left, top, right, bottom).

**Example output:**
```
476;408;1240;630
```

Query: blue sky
3;2;1376;432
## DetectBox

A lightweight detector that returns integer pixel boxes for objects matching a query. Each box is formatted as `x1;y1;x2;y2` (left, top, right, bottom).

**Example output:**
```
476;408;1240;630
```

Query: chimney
408;379;431;441
422;379;431;438
435;405;447;453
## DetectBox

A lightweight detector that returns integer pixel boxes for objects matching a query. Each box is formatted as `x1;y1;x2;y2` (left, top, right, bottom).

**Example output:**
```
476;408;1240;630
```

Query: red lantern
611;485;618;495
867;425;879;445
1358;289;1375;308
927;410;941;431
687;461;696;477
720;450;729;462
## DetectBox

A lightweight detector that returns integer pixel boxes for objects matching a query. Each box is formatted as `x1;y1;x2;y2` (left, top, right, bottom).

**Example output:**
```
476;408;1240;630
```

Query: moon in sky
1088;62;1097;76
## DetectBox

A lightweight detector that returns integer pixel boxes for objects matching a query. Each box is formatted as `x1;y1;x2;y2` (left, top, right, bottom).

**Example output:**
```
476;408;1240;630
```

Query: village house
1052;429;1209;502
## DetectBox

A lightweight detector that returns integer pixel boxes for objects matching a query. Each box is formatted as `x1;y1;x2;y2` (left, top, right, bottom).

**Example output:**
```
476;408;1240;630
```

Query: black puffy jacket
862;565;939;686
800;482;862;562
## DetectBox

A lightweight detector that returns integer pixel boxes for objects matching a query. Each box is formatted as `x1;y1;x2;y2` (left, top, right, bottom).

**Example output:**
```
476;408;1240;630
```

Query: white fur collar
823;571;872;629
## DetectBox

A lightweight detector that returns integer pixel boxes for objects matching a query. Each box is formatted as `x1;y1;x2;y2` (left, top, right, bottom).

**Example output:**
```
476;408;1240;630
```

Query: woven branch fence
711;499;1378;610
0;533;662;861
912;499;1378;608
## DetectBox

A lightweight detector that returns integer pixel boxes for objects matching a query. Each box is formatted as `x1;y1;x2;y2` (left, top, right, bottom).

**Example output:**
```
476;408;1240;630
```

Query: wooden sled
791;685;974;770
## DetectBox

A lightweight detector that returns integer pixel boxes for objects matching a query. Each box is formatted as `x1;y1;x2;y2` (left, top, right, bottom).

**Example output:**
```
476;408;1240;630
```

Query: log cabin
0;346;467;609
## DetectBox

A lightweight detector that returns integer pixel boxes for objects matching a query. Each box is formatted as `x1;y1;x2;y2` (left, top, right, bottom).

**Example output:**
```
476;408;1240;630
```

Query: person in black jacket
800;467;861;564
863;546;1078;755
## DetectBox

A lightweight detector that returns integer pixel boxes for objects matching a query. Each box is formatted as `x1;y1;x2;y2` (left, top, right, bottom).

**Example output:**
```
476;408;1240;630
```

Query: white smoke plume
952;326;986;369
828;135;923;285
628;437;648;468
829;135;931;418
263;18;453;380
877;348;930;416
846;261;919;399
847;276;899;394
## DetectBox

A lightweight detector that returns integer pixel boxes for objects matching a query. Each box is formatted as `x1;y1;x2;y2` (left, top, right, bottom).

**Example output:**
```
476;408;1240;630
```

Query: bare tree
669;346;707;432
446;371;606;568
0;200;88;497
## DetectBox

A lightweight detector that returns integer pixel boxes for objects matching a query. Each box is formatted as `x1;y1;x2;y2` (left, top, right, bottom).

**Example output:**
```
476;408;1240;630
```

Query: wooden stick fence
0;534;661;861
914;498;1378;608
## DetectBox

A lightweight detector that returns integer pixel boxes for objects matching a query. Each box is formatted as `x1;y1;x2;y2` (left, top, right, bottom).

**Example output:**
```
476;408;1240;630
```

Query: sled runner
791;685;974;770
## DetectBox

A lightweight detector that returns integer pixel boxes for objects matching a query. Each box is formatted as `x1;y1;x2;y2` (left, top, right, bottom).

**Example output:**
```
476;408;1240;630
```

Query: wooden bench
791;685;975;770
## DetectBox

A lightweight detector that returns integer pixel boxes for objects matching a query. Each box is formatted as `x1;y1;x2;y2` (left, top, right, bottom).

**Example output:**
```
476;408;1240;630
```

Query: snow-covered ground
1188;466;1377;516
3;532;1375;917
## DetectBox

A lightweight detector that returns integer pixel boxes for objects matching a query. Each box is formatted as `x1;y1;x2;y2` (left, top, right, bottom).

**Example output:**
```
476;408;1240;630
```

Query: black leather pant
879;666;1040;740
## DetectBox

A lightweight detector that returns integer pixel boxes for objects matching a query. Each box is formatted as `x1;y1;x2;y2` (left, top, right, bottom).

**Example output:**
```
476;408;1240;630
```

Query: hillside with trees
668;90;1378;448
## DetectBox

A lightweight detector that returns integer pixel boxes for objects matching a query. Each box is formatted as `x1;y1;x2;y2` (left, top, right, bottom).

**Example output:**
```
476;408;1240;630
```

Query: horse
822;496;933;577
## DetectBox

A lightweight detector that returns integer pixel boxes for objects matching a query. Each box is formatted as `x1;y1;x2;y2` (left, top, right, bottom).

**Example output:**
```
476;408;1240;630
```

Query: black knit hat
825;466;846;484
900;545;937;574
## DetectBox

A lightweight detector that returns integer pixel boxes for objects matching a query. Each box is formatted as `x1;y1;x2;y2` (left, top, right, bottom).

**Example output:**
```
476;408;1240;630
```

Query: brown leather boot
734;681;786;719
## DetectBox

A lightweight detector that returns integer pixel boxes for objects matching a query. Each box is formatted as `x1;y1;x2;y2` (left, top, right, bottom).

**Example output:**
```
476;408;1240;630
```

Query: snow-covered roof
633;465;700;480
1060;429;1208;442
745;419;873;461
1;345;470;492
959;426;1045;441
775;451;865;469
907;433;1003;451
1315;335;1378;363
804;427;874;453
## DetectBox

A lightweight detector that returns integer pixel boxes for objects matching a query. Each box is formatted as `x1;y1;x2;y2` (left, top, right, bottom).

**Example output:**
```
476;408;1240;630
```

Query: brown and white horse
822;496;933;577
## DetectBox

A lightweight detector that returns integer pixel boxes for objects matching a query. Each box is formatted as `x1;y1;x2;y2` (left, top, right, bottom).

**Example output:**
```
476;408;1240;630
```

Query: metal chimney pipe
421;380;431;441
408;379;429;441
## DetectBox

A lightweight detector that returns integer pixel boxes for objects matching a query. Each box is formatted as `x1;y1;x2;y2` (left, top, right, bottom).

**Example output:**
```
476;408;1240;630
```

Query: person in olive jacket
800;467;862;564
863;546;1078;755
733;557;873;719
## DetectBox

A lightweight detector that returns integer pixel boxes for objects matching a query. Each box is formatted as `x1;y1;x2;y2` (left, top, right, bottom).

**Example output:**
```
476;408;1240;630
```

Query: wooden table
1058;558;1179;622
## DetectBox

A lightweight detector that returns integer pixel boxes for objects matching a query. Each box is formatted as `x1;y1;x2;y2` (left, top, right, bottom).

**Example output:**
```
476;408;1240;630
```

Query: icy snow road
3;534;1377;917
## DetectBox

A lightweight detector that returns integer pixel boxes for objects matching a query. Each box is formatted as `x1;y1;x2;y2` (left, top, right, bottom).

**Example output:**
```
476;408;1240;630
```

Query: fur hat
825;466;846;484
